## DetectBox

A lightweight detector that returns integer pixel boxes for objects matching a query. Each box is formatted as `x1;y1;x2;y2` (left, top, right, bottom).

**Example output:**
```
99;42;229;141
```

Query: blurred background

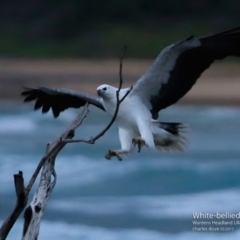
1;0;240;58
1;1;240;240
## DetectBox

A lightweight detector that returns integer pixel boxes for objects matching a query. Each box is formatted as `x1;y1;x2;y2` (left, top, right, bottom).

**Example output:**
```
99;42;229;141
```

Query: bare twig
61;45;132;145
88;45;130;143
61;138;92;144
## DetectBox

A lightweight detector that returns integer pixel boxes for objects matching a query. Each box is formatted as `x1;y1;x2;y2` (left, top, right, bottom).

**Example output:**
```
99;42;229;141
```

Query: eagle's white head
96;84;117;100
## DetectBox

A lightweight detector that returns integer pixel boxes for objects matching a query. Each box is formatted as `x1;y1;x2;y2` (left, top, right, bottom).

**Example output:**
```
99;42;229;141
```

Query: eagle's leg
105;127;134;161
136;119;155;151
132;137;145;152
105;150;129;161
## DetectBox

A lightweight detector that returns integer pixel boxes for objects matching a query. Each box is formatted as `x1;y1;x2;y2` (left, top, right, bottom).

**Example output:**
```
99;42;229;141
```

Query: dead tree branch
0;45;129;240
21;104;89;240
0;171;27;240
0;105;89;240
25;103;89;194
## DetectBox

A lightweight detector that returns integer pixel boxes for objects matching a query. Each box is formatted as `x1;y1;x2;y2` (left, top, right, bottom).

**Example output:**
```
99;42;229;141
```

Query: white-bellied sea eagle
22;27;240;160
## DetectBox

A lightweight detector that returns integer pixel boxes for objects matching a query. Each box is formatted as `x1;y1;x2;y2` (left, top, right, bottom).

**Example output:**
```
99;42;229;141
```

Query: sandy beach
0;59;240;106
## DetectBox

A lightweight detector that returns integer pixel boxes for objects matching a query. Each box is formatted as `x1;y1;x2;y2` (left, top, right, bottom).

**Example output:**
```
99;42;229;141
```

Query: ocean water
1;101;240;240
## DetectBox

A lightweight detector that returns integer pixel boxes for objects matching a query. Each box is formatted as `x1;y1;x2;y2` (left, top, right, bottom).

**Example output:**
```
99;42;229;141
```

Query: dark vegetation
0;0;240;58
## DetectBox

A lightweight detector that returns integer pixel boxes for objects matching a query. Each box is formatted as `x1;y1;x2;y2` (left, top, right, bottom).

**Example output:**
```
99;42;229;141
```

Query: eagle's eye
103;87;107;91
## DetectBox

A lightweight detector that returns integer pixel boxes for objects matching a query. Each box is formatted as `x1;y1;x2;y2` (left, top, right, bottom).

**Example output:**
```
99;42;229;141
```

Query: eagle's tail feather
152;121;189;152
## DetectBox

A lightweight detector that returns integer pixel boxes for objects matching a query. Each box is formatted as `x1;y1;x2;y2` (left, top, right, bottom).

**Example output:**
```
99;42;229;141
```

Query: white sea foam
54;155;240;188
204;107;240;120
48;189;240;219
0;116;36;133
138;189;240;219
1;105;240;240
0;155;41;192
55;155;143;187
1;152;240;193
5;219;240;240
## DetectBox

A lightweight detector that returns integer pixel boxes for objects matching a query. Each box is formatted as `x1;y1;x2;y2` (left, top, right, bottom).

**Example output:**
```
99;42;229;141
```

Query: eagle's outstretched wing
130;27;240;119
21;87;105;118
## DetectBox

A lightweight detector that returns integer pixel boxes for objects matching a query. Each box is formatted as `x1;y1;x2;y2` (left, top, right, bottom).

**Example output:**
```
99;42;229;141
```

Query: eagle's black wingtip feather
217;26;240;36
53;111;60;118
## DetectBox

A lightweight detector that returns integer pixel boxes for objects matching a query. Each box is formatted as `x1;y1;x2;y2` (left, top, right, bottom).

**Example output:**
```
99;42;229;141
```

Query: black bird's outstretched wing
22;87;105;118
130;27;240;119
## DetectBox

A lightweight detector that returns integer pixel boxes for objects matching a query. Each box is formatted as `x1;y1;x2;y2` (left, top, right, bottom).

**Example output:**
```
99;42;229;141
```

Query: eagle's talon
105;150;122;161
132;137;145;153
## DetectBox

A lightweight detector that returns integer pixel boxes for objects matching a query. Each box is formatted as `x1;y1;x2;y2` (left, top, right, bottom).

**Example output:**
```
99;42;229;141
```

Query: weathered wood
22;156;57;239
21;104;89;240
0;171;27;240
1;46;128;240
0;105;89;240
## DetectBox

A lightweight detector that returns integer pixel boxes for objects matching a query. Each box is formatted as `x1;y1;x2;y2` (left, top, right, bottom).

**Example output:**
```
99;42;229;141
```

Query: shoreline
1;59;240;106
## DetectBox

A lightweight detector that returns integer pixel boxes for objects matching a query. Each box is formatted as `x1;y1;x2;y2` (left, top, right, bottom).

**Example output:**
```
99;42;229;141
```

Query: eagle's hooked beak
97;89;101;96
